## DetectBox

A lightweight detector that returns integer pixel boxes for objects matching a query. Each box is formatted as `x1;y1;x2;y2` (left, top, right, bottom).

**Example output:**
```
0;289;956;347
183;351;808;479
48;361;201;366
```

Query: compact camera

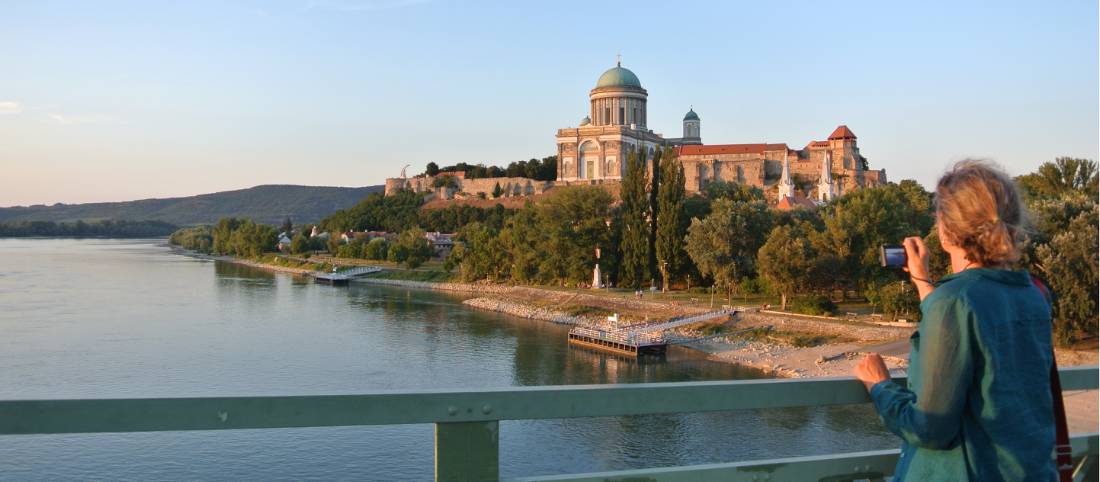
880;244;907;268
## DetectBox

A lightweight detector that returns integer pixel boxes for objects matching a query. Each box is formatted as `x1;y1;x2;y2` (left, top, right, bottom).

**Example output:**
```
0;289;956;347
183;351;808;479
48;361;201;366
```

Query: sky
0;0;1097;206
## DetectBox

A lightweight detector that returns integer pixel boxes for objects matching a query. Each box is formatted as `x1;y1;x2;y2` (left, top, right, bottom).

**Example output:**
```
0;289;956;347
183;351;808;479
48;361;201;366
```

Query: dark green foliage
655;146;687;290
817;184;925;293
872;282;921;321
427;156;557;181
208;218;277;257
425;162;440;177
1016;157;1098;200
2;219;178;238
1035;204;1098;344
0;185;383;226
290;233;310;254
619;149;650;289
492;183;503;198
432;175;459;189
320;192;512;234
757;223;817;311
392;227;434;269
790;296;838;317
703;181;766;203
168;225;213;252
685;199;773;304
320;191;423;233
280;218;293;236
363;237;389;260
450;186;615;286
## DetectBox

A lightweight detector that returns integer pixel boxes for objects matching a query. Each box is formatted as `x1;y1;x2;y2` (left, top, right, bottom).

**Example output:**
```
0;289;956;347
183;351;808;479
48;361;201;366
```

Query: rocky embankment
461;297;594;325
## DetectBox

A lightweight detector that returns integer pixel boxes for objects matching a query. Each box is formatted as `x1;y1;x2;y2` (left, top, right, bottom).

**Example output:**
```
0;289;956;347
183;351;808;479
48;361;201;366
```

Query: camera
880;244;907;268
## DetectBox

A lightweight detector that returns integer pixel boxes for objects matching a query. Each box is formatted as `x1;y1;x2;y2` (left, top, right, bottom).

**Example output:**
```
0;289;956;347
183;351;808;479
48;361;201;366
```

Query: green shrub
791;296;838;316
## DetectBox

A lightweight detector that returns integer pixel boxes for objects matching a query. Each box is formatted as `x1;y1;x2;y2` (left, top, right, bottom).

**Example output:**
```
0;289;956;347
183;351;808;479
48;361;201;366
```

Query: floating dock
567;327;667;357
567;309;740;357
311;266;382;285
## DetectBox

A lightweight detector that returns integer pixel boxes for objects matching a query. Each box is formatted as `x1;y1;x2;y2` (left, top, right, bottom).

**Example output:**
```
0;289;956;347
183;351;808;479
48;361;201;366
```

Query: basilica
554;61;887;202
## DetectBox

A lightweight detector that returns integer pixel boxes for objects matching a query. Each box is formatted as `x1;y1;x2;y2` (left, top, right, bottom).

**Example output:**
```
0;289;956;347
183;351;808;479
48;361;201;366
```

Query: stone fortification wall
384;176;553;199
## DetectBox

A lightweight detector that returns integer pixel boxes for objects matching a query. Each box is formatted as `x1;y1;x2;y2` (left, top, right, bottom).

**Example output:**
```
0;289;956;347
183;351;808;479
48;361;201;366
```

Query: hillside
0;185;383;226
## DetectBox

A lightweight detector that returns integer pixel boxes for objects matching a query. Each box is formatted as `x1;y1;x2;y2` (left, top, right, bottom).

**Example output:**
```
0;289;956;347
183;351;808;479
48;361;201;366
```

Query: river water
0;238;894;480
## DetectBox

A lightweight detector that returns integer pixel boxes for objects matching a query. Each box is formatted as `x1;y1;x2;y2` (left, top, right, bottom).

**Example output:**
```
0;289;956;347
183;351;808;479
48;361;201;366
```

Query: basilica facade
555;62;887;202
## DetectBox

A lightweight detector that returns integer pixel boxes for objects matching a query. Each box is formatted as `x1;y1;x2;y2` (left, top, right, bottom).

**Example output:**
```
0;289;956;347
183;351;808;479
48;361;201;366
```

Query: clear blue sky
1;0;1096;206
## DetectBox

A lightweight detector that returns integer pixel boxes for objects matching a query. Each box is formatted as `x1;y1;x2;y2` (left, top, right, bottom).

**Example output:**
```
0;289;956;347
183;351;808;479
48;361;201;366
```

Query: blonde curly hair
935;159;1027;267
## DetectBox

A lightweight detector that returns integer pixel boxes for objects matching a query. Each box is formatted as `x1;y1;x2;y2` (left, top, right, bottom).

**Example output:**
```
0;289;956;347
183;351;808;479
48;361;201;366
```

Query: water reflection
0;239;900;481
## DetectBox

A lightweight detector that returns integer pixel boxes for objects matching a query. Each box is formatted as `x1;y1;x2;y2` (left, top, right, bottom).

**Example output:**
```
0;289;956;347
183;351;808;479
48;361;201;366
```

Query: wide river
0;238;894;480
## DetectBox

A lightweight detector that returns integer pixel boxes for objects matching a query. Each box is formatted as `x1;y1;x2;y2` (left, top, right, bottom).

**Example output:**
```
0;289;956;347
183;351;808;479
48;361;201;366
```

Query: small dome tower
682;107;701;145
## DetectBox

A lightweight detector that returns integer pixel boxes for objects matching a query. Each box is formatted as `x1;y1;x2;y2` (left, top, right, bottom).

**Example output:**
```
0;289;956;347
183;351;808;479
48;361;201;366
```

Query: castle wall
384;175;553;200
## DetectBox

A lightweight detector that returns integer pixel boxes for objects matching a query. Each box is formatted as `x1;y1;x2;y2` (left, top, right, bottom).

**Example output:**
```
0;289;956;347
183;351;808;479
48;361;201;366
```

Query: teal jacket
870;268;1056;481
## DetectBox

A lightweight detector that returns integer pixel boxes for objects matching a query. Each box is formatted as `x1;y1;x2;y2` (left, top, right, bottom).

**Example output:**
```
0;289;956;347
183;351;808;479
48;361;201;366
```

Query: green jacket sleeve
869;296;974;449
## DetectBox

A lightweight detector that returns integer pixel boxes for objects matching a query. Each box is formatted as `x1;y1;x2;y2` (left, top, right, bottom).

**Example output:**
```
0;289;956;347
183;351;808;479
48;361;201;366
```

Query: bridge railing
1;365;1096;481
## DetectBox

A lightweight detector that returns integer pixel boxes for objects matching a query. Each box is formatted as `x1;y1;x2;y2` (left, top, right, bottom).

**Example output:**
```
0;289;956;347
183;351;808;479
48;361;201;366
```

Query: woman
854;160;1057;481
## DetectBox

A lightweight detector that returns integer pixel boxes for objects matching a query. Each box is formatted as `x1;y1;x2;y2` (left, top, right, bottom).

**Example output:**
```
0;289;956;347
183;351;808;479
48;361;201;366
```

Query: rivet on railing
217;411;228;423
447;406;457;416
482;404;492;414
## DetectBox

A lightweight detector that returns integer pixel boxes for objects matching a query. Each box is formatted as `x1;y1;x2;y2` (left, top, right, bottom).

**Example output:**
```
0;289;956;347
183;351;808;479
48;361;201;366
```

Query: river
0;238;895;480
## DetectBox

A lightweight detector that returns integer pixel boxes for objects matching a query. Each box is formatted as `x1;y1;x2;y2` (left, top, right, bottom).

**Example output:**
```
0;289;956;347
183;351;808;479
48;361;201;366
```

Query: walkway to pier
620;308;741;335
311;265;383;284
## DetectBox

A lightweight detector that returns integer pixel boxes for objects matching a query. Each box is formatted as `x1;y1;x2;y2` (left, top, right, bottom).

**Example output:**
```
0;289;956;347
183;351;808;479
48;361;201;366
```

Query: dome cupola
595;62;643;89
588;57;648;128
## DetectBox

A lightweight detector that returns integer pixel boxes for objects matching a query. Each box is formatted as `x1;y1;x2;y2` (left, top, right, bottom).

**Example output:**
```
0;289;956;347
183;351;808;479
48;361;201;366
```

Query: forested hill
0;184;383;226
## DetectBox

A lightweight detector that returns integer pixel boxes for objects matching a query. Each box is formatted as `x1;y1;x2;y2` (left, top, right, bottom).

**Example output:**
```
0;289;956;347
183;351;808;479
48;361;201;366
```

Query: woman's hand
854;354;891;392
902;236;934;301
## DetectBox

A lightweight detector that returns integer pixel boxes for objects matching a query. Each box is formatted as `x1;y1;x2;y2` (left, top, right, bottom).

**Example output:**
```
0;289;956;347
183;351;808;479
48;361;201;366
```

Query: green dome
683;108;699;121
595;64;642;89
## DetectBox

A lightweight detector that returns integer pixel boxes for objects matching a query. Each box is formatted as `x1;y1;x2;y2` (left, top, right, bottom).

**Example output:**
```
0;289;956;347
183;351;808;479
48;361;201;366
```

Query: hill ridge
0;184;384;226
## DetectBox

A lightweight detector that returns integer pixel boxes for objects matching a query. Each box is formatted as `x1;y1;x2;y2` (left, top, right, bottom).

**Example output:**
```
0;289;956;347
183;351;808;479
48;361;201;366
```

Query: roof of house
806;140;829;148
776;194;819;211
827;125;857;140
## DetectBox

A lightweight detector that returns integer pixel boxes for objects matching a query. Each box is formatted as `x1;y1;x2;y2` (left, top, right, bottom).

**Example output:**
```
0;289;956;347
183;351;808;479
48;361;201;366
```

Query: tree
619;148;650;288
1016;157;1098;200
816;185;922;296
655;145;687;291
425;162;440;177
432;175;459;189
685;199;773;305
647;147;660;285
1035;205;1099;345
392;227;434;269
363;237;389;260
757;224;817;311
492;182;503;198
703;181;765;203
281;217;293;236
290;233;310;254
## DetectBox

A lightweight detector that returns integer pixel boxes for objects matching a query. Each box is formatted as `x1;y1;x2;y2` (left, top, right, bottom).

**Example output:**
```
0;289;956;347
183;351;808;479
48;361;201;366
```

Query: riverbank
184;251;1099;432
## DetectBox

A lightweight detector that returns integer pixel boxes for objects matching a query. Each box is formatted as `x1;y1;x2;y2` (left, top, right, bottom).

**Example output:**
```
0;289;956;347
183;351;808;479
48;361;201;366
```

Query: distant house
276;235;292;252
424;232;456;257
776;194;818;211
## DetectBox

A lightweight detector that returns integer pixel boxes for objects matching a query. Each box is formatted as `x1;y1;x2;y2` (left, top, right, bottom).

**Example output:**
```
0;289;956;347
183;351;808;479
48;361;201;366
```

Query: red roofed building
776;194;819;211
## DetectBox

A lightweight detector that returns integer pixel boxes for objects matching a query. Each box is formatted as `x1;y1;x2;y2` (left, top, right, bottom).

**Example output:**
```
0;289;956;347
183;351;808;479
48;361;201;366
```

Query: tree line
169;218;277;258
317;191;512;234
423;156;557;181
0;219;177;237
445;153;1097;346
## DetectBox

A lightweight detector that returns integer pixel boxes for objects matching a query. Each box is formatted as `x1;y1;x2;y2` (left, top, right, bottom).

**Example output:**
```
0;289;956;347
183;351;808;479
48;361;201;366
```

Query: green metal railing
2;365;1096;481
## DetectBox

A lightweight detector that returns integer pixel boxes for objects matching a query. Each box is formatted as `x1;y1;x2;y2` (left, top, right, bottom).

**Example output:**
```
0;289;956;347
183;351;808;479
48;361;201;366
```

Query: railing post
435;420;499;482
